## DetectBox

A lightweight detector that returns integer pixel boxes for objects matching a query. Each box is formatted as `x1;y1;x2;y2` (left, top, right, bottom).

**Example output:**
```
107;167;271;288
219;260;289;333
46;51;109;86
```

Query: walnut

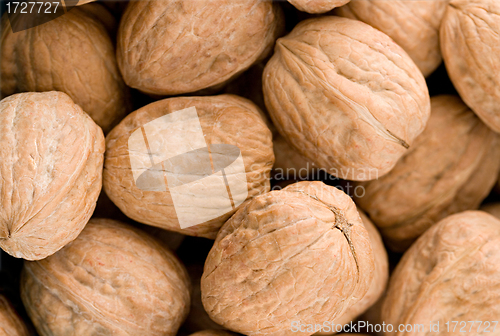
117;0;283;96
103;94;274;238
356;95;500;251
0;92;104;260
440;0;500;133
263;16;430;181
0;295;29;336
288;0;350;14
334;0;449;77
201;181;374;336
21;218;190;336
316;210;388;335
0;4;130;133
382;211;500;332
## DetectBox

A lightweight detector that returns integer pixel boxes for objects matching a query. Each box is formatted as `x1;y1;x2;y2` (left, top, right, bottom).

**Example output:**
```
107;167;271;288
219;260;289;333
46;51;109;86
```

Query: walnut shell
189;331;237;336
117;0;283;96
21;218;190;336
0;5;130;133
201;181;374;336
316;210;388;335
356;95;500;251
334;0;448;77
263;16;430;181
441;0;500;133
104;94;274;238
0;92;104;260
288;0;350;14
382;211;500;333
0;295;29;336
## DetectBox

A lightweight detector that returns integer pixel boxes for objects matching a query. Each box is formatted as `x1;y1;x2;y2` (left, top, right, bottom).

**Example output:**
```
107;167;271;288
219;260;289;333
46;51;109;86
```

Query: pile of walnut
0;0;499;335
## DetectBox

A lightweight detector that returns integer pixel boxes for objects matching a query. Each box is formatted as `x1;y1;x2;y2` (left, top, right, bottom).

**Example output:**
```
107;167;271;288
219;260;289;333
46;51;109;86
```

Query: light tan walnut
288;0;350;14
0;4;130;133
21;218;190;336
440;0;500;132
316;210;388;335
104;94;274;238
356;95;500;251
117;0;283;96
263;17;430;181
0;92;104;260
0;295;29;336
335;0;449;77
201;181;374;336
382;211;500;334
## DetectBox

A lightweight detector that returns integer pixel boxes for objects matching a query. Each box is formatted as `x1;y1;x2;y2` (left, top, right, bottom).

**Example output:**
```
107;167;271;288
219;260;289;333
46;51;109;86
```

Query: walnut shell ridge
104;94;274;238
335;0;449;77
0;92;104;260
382;211;500;334
441;0;500;133
263;16;430;181
117;0;283;96
0;5;130;133
0;295;29;336
356;95;500;251
21;218;191;336
288;0;350;14
201;181;374;336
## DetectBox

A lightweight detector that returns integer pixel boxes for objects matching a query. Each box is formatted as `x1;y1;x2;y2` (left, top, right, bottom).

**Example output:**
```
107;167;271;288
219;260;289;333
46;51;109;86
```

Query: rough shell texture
21;218;191;336
481;203;500;219
201;181;374;336
104;94;274;238
356;95;500;251
263;16;430;181
188;331;237;336
334;0;448;77
0;295;29;336
0;5;130;133
382;211;500;334
440;0;500;133
117;0;283;96
288;0;350;14
0;92;104;260
316;210;388;334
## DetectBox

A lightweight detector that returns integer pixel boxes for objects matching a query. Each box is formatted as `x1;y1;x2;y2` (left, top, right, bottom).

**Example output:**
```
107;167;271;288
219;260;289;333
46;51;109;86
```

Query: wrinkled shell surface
441;0;500;132
317;210;388;334
0;5;130;133
0;92;104;260
335;0;448;77
189;331;237;336
21;218;190;336
356;95;500;251
201;181;374;336
104;94;274;238
117;0;283;96
382;211;500;334
0;295;29;336
288;0;350;14
263;16;430;181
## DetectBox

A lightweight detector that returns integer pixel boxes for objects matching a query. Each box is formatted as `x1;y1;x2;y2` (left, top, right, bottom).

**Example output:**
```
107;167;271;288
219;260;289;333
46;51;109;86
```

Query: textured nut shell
288;0;350;14
21;218;190;336
117;0;283;96
0;92;104;260
441;0;500;132
382;211;500;334
104;94;274;238
0;295;29;336
189;331;237;336
334;0;448;77
481;203;500;219
0;6;130;133
263;16;430;181
356;95;500;251
201;181;374;336
316;210;388;334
